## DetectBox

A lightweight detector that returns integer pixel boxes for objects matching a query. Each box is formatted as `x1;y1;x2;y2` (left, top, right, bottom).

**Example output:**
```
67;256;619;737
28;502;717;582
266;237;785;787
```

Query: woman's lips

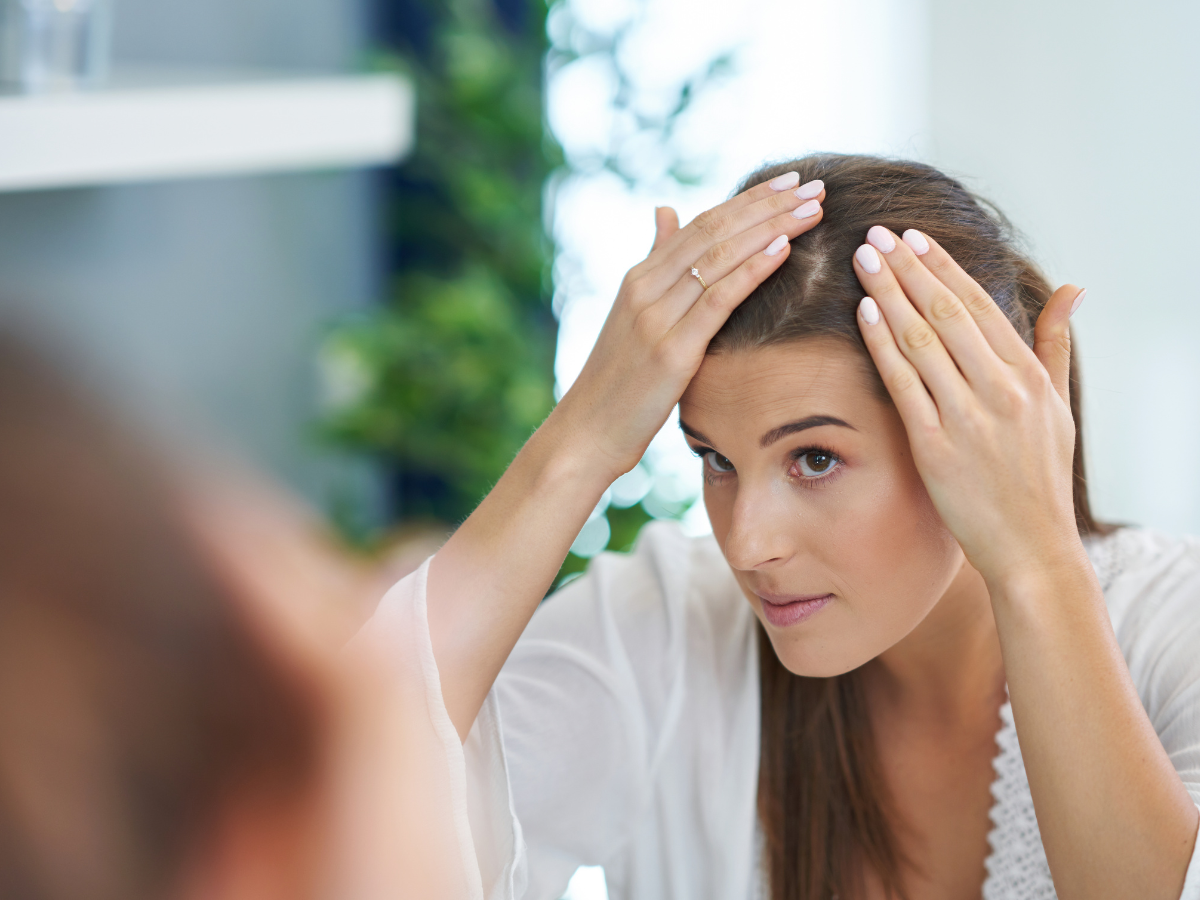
756;592;834;628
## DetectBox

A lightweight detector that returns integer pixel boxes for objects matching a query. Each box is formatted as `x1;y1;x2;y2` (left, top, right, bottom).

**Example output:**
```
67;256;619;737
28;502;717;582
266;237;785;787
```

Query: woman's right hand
552;172;828;482
422;171;827;740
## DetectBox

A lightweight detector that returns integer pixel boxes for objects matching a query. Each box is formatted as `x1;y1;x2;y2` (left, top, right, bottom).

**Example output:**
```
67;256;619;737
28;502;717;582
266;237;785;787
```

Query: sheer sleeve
345;559;486;900
352;522;761;900
462;521;758;900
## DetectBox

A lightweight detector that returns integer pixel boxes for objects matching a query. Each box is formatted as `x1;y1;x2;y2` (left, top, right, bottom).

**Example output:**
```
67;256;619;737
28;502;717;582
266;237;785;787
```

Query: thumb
1034;284;1085;404
651;206;680;252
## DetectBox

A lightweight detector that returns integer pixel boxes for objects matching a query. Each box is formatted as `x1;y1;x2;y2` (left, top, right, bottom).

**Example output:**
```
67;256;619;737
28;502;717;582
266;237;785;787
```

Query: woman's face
678;338;964;676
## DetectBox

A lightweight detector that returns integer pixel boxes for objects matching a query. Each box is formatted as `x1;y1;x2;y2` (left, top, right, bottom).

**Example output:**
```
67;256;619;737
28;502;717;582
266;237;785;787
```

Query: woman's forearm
426;405;615;741
989;555;1199;900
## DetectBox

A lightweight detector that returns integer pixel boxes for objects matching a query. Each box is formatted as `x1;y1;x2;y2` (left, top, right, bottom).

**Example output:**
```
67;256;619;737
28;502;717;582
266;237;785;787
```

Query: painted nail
791;199;821;219
902;229;930;255
866;225;896;253
855;244;881;274
859;296;880;325
1070;288;1086;317
769;171;800;191
764;234;789;256
795;179;824;200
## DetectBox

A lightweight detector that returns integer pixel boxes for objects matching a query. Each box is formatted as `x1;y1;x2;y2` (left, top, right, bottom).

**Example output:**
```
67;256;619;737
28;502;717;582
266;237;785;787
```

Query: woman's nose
720;485;798;572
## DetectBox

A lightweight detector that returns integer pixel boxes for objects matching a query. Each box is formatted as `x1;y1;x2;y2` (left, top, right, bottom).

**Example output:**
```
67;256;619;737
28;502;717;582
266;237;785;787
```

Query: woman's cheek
845;470;960;628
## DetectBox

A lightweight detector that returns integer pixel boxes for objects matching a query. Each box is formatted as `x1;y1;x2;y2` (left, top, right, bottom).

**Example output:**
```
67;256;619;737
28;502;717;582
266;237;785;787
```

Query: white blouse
357;523;1200;900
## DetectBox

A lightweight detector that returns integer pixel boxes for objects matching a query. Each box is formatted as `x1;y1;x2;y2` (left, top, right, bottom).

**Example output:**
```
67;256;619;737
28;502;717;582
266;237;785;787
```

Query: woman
0;335;474;900
355;155;1200;899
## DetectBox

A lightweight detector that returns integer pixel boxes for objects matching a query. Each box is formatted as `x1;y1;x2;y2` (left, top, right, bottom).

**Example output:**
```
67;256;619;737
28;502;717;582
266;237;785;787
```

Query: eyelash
689;444;845;487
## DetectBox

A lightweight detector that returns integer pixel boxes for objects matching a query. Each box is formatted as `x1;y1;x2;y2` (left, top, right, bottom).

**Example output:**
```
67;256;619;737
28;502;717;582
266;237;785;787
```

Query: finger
654;196;824;325
668;233;792;348
856;296;940;433
642;179;825;296
862;226;1005;388
853;242;972;414
898;228;1031;365
1034;284;1084;404
651;206;680;251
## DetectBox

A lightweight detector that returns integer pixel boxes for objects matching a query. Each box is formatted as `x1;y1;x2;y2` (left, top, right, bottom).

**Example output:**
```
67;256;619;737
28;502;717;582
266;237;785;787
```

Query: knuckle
706;239;737;269
928;293;967;324
633;306;665;342
996;381;1029;415
901;321;937;351
623;277;653;311
962;288;995;316
700;212;731;241
889;368;921;395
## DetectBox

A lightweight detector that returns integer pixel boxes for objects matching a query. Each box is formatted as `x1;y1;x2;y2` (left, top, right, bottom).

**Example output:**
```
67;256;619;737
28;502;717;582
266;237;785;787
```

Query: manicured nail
855;244;881;274
769;171;800;191
1070;288;1086;317
795;179;823;200
859;296;880;325
866;225;895;253
902;229;930;255
791;199;821;219
764;234;789;256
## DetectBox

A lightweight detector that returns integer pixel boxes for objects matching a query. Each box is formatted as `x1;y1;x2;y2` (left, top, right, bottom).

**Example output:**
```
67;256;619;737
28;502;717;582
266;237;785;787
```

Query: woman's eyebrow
759;415;855;448
678;420;714;446
679;415;855;449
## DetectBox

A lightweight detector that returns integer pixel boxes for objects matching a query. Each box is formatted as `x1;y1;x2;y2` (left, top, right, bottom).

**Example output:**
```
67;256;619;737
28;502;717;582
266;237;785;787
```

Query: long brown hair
709;155;1109;900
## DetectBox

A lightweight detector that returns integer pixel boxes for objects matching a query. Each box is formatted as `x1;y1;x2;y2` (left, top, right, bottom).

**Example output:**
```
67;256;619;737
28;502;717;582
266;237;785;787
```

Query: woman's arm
428;174;829;740
852;226;1199;900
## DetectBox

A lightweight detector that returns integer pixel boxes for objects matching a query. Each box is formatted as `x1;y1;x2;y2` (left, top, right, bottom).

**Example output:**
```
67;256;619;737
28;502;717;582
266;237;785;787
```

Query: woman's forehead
680;341;876;421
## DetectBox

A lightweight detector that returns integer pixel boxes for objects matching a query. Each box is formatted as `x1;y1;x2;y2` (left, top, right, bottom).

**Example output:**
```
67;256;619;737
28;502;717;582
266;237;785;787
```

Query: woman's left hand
851;226;1086;588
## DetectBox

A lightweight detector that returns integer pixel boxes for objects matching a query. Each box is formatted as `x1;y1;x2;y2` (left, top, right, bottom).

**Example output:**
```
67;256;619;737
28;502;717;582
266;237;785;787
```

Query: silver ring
690;266;709;290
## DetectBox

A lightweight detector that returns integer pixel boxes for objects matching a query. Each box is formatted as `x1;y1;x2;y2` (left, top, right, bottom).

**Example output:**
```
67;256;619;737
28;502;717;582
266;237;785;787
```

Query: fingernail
855;244;881;274
764;234;789;256
902;229;930;255
769;171;800;191
866;225;895;253
795;179;823;200
791;199;821;219
859;296;880;325
1070;288;1086;317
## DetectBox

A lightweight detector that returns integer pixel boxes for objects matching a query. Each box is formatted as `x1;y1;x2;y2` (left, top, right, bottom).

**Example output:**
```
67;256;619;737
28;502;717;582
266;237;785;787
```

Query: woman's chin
759;621;878;679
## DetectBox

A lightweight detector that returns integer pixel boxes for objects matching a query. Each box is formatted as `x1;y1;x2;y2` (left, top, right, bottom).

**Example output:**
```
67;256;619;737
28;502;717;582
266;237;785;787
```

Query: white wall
927;0;1200;533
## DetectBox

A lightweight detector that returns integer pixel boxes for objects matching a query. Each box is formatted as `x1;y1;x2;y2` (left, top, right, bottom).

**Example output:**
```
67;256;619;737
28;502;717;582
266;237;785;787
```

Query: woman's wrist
537;394;640;490
983;535;1099;620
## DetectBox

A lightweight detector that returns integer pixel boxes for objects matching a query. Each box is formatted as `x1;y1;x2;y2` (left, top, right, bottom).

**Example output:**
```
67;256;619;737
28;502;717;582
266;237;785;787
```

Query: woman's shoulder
1084;525;1200;611
1085;525;1200;586
1083;526;1200;696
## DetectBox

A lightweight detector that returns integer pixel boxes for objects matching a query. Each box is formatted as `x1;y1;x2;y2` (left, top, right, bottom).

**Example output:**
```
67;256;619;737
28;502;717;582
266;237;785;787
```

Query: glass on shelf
0;0;112;92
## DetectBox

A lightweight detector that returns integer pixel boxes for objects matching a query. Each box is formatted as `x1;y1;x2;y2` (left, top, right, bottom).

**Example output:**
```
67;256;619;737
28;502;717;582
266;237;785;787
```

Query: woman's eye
795;450;839;478
703;451;736;474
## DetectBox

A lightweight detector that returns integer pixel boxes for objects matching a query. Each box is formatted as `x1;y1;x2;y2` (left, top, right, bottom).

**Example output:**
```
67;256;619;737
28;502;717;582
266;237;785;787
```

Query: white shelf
0;67;414;192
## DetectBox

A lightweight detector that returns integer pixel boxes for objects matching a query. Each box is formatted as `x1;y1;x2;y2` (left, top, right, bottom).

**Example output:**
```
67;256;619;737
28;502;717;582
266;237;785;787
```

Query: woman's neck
866;556;1006;727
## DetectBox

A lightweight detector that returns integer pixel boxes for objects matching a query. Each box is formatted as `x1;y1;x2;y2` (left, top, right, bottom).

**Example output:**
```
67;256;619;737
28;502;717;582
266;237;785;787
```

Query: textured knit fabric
369;522;1200;900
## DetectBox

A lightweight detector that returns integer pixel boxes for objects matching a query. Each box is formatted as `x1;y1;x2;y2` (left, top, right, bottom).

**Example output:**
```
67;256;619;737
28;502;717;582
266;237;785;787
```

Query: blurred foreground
0;330;463;900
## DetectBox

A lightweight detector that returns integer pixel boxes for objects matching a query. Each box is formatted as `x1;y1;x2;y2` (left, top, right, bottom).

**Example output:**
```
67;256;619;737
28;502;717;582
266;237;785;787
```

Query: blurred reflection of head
0;333;463;900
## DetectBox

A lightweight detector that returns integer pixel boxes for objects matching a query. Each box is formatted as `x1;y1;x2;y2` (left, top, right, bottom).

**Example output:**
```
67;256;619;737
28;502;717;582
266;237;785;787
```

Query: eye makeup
687;442;846;489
